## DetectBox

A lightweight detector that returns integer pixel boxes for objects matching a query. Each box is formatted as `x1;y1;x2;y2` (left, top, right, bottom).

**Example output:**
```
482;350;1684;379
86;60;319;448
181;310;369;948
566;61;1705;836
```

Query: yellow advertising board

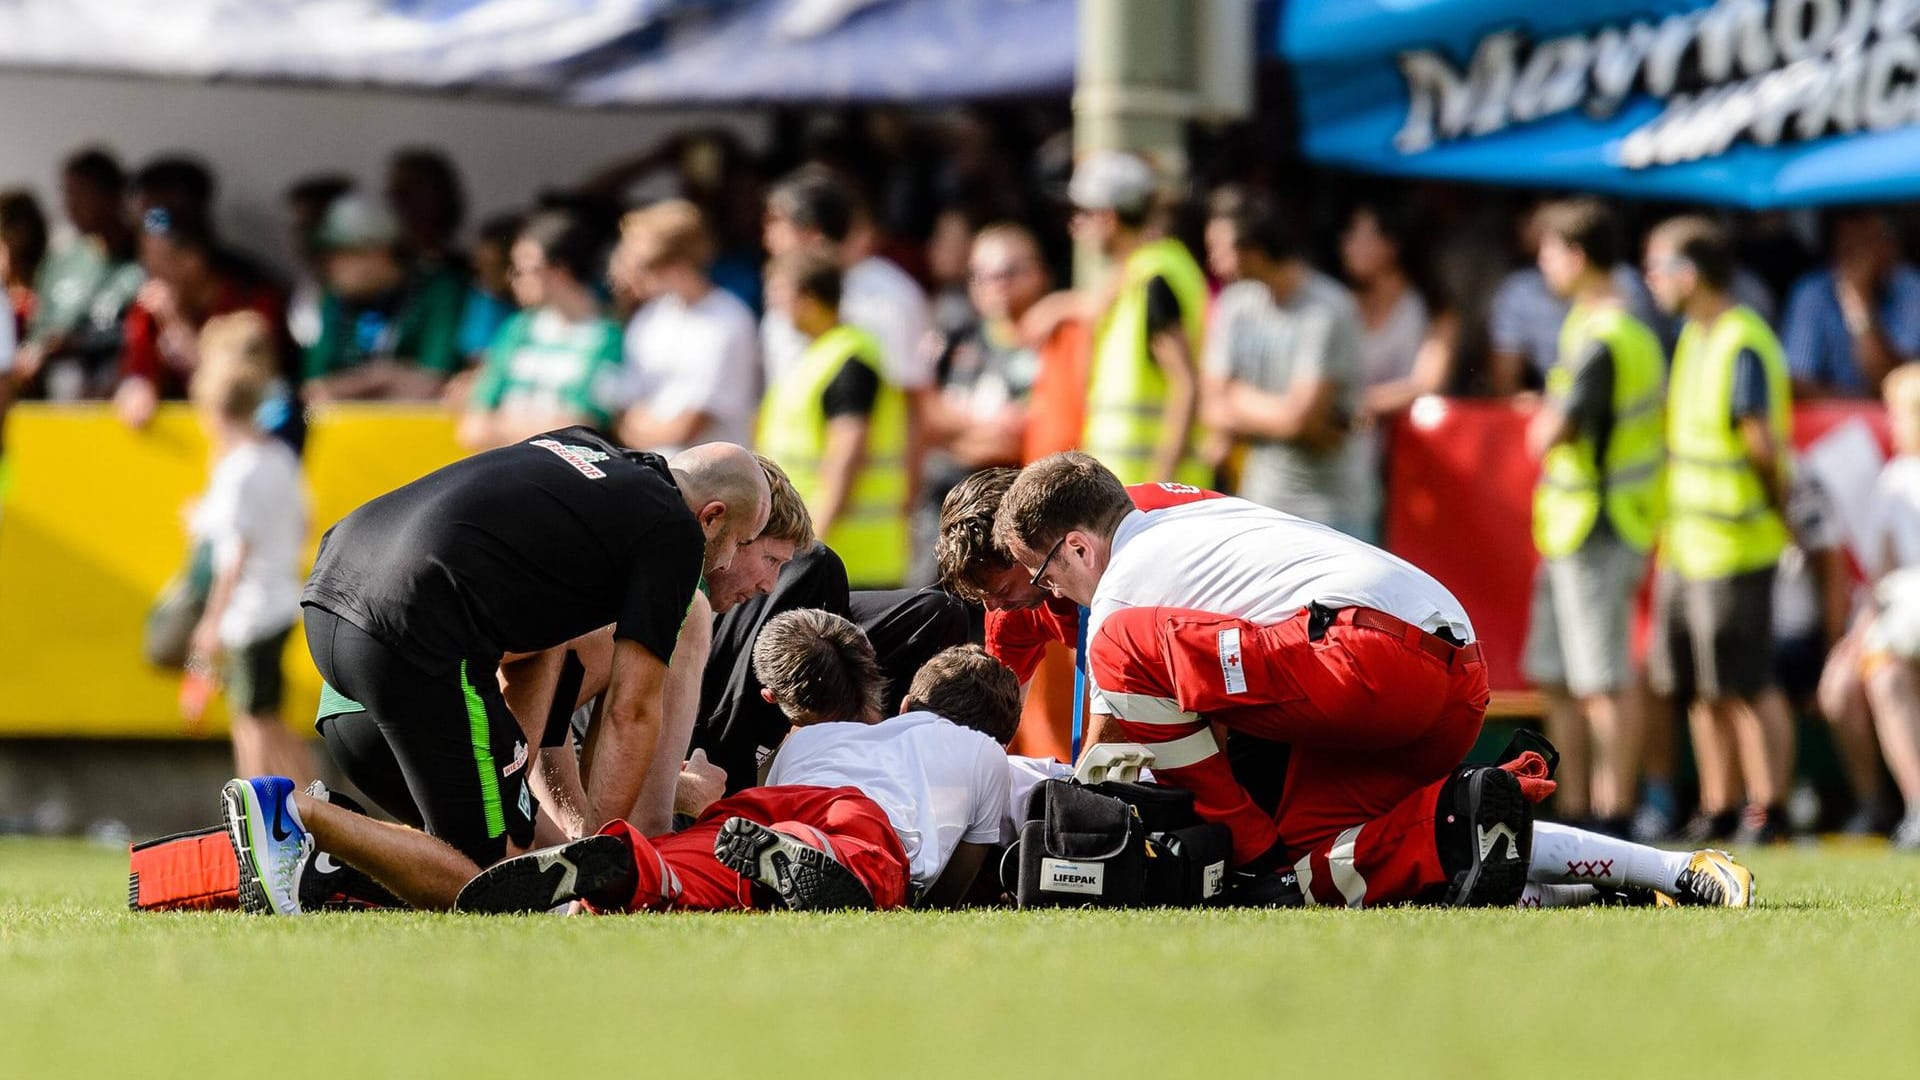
0;403;464;737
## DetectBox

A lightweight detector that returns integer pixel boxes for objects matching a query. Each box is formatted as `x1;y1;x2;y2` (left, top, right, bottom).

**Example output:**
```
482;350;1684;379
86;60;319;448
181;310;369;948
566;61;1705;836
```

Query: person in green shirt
302;194;465;403
458;211;624;450
14;149;143;400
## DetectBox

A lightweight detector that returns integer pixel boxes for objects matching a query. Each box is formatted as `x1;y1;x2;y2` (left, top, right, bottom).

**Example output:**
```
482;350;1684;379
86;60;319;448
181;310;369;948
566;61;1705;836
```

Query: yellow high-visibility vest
1533;302;1667;557
1665;305;1793;580
1083;238;1211;486
758;325;908;587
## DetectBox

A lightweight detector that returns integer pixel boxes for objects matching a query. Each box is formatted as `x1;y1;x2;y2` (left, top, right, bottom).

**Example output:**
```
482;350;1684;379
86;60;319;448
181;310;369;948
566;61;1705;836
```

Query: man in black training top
218;428;770;914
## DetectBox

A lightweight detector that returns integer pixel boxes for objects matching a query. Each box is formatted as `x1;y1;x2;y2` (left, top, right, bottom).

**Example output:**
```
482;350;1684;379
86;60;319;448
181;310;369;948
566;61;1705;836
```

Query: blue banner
574;0;1075;104
0;0;1075;104
1279;0;1920;207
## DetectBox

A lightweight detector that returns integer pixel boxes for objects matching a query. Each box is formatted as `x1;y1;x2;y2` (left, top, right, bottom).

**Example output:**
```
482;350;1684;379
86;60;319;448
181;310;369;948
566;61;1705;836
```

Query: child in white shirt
186;312;314;785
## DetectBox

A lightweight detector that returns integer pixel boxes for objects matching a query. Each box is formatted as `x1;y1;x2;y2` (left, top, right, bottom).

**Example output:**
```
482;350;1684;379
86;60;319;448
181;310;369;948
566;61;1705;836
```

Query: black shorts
223;624;292;717
1647;565;1777;702
304;605;535;865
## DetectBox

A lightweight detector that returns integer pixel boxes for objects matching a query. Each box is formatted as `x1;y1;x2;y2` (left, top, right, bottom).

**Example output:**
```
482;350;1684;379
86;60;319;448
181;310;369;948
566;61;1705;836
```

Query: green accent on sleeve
460;660;507;840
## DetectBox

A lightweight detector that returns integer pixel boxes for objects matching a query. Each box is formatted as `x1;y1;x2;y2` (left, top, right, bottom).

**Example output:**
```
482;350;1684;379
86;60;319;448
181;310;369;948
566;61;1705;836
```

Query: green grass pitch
3;838;1918;1079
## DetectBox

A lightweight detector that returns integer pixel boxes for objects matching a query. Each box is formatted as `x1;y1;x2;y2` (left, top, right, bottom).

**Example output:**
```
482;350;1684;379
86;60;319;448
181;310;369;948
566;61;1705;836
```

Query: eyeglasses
1029;535;1068;589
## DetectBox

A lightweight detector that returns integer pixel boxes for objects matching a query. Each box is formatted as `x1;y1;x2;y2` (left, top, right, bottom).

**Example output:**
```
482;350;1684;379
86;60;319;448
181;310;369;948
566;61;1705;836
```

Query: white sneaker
221;777;312;915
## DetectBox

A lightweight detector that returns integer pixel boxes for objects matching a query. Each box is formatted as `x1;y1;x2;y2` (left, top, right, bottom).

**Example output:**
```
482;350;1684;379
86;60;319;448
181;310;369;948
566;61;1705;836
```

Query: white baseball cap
318;194;399;251
1068;150;1157;215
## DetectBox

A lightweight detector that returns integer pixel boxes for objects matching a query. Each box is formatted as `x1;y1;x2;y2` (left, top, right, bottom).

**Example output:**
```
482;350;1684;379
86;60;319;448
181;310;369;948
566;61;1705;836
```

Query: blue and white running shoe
221;776;312;915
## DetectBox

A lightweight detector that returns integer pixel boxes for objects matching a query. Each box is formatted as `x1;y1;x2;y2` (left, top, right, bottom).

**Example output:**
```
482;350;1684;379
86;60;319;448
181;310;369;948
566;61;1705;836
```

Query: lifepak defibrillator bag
1012;780;1149;907
1007;780;1234;908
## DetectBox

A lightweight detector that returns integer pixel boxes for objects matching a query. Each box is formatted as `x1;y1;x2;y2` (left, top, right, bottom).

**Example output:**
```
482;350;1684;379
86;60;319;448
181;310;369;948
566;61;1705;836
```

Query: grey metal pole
1072;0;1199;285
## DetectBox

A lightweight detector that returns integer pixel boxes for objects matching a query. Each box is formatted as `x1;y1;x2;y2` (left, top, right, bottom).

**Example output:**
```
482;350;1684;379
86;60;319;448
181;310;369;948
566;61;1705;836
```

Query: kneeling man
459;618;1017;913
221;431;769;913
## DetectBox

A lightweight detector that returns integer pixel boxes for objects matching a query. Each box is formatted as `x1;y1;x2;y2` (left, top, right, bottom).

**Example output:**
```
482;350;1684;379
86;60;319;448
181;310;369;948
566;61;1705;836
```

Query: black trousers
306;605;534;864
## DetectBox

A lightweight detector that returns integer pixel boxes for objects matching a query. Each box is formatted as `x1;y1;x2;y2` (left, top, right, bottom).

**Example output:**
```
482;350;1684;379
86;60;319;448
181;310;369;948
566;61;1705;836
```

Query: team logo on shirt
1217;628;1247;695
502;740;529;778
531;439;608;479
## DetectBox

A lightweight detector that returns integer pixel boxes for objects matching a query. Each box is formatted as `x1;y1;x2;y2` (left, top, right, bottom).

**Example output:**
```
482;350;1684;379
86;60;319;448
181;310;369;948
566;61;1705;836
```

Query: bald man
220;428;768;913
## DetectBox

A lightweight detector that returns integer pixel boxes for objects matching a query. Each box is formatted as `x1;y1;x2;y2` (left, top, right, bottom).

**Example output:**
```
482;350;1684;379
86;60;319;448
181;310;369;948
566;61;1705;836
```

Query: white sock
1518;883;1600;908
1529;822;1690;892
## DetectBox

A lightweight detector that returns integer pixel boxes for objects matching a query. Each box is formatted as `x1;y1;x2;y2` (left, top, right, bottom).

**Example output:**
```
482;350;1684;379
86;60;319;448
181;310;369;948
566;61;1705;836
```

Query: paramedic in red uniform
992;451;1533;908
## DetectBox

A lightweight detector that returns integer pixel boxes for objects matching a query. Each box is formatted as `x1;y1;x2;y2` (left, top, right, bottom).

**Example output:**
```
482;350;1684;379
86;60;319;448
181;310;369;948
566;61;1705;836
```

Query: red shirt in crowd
120;276;286;397
984;481;1224;682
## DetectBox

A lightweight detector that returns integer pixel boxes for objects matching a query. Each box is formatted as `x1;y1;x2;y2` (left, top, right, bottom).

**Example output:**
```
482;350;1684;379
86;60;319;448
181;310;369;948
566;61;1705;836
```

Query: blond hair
191;312;277;423
619;199;712;270
756;453;815;548
1885;363;1920;455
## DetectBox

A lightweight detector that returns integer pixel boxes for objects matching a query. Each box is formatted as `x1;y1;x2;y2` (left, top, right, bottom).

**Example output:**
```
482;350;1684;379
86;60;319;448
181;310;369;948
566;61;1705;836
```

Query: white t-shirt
1865;455;1920;576
762;255;934;391
1087;498;1475;684
622;287;760;454
190;439;307;647
841;256;934;391
760;311;809;388
766;710;1009;887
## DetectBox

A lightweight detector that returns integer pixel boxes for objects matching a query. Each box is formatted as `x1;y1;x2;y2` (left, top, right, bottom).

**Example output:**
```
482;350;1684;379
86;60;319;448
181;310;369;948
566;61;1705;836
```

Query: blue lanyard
1071;605;1089;762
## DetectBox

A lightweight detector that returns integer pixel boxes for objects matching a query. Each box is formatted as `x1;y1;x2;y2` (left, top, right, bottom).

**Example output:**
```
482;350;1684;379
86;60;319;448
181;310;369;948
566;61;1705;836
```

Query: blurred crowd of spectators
2;105;1918;849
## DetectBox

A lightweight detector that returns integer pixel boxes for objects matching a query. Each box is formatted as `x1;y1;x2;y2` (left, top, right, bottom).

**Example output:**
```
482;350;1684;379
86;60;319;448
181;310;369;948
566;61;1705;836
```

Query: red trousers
592;785;912;912
1089;606;1489;907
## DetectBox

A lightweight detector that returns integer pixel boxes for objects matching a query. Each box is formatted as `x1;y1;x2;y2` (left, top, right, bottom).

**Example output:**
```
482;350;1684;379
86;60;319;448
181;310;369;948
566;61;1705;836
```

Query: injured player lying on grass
457;616;1020;912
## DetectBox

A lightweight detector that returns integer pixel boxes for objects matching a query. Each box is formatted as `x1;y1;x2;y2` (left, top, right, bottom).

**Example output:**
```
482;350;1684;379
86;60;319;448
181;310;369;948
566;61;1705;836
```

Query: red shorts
595;785;912;912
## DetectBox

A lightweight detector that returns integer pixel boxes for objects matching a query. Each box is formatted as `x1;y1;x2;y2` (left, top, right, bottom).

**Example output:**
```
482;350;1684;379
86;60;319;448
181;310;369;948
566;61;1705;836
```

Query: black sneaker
1226;868;1305;908
712;817;874;912
1593;884;1676;907
297;848;405;911
296;781;404;911
1838;798;1901;837
1679;808;1741;845
455;834;637;914
1435;766;1532;907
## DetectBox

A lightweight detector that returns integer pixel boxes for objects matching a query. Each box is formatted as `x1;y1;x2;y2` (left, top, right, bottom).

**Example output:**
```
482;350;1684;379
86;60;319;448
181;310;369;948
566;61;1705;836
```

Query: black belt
1308;602;1479;669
